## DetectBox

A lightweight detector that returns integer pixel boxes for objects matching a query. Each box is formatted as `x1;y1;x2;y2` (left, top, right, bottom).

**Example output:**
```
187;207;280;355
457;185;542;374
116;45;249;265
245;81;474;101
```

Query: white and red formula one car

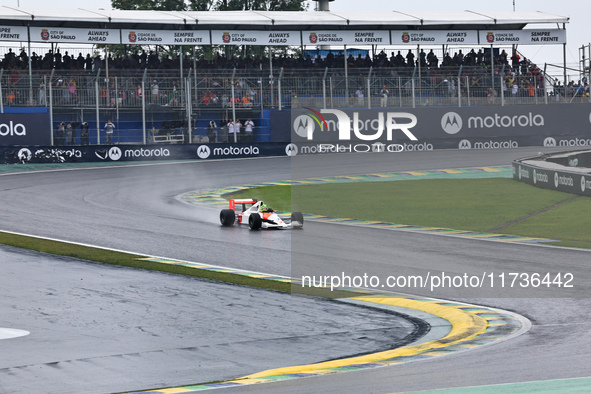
220;199;304;230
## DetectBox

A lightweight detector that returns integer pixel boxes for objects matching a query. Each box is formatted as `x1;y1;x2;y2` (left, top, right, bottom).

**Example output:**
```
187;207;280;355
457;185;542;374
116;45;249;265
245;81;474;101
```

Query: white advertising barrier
211;30;301;46
0;26;28;42
122;29;210;45
29;27;120;44
479;29;566;45
304;30;390;45
392;30;479;45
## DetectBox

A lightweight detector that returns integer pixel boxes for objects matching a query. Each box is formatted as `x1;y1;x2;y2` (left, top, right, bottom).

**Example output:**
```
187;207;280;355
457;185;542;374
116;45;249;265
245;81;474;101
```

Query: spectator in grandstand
6;91;15;105
227;119;235;136
380;86;389;107
394;51;405;67
56;121;66;145
442;52;453;67
80;121;89;145
66;121;79;145
38;82;46;106
406;50;415;67
487;88;495;104
355;88;364;106
104;119;115;145
499;50;509;65
201;92;211;106
100;85;107;106
92;54;102;71
151;80;159;103
118;86;126;107
207;120;217;143
3;48;15;66
511;51;520;71
419;49;427;67
85;54;92;71
427;49;438;68
242;93;252;108
68;79;78;105
244;118;254;142
210;93;219;106
76;53;84;69
221;94;229;108
136;84;143;101
511;82;519;102
234;119;242;136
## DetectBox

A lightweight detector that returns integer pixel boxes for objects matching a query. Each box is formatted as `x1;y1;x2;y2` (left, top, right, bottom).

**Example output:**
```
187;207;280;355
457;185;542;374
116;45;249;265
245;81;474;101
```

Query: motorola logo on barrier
442;111;544;133
285;143;298;156
109;147;122;160
0;121;26;136
581;176;591;192
95;147;122;160
197;145;211;159
197;145;260;159
293;108;418;141
458;139;471;149
441;112;462;134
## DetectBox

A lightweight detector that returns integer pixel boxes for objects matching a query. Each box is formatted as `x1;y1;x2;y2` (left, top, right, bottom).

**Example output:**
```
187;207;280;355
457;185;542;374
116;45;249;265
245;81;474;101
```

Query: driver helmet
260;203;267;211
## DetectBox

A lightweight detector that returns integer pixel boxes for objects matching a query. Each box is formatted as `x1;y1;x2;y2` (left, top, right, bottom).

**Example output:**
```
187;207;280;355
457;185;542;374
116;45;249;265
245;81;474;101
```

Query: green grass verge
0;231;357;298
224;179;591;248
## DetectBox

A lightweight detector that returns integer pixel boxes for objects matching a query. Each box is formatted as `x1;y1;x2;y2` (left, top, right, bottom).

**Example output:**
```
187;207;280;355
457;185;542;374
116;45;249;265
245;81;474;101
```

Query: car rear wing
229;198;257;211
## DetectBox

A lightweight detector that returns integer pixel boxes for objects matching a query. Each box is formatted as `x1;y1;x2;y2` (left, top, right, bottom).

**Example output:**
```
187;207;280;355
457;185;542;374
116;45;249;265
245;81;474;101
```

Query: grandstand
0;8;582;145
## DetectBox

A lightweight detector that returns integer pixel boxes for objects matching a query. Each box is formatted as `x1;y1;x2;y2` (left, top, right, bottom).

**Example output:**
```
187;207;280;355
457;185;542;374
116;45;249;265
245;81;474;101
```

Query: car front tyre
220;209;236;226
249;213;262;230
291;211;304;228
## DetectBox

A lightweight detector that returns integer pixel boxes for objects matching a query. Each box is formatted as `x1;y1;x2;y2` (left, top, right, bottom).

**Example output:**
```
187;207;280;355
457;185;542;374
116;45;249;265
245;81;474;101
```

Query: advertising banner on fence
211;30;301;46
0;26;28;42
479;29;566;45
304;30;390;45
122;29;210;45
270;103;591;151
29;27;120;44
285;104;591;144
0;142;291;164
0;113;51;146
392;30;479;45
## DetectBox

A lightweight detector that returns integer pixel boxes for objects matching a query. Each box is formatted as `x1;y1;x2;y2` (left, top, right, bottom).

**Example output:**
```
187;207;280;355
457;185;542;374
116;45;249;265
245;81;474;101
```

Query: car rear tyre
249;213;262;230
291;211;304;227
220;209;236;226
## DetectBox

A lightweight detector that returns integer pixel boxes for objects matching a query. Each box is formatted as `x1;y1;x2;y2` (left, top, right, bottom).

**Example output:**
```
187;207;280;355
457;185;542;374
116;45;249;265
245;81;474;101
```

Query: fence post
457;77;461;108
115;76;120;144
411;78;416;108
185;76;192;144
367;66;372;109
95;79;100;145
398;76;402;107
466;76;470;107
322;67;328;109
231;68;237;143
0;69;3;114
49;70;54;145
278;67;283;111
500;76;505;106
142;68;147;145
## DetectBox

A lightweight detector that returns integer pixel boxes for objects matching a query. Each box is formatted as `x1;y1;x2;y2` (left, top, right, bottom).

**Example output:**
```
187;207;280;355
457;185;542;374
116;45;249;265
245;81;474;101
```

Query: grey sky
8;0;586;75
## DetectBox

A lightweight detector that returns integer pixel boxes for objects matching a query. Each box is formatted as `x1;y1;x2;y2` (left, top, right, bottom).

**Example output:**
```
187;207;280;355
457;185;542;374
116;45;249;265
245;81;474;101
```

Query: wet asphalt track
1;146;590;393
